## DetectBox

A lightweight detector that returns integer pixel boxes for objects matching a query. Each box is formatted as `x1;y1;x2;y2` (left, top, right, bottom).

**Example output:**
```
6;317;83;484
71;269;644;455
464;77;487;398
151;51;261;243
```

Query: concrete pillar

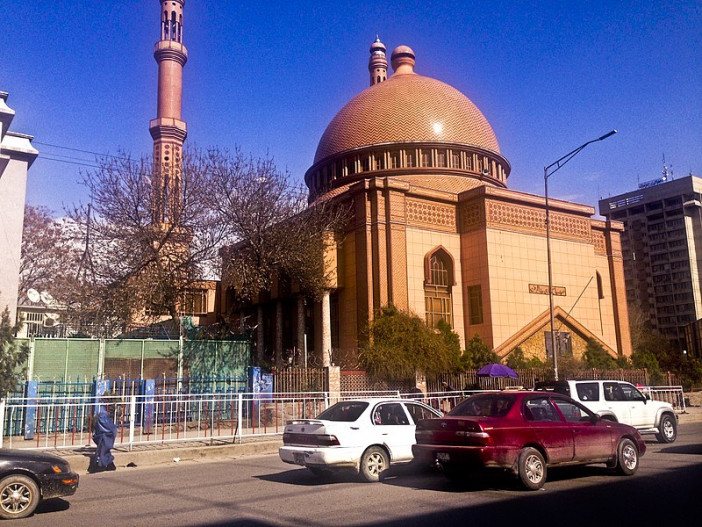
326;366;341;404
321;291;332;367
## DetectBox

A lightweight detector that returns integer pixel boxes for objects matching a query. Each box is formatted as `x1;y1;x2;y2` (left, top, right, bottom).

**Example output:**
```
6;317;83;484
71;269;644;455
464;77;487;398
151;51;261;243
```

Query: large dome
313;72;501;164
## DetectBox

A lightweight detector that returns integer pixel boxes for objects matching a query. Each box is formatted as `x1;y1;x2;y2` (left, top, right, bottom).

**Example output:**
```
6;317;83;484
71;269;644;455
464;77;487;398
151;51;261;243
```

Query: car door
619;382;651;427
603;382;633;424
552;397;613;462
523;396;574;463
371;403;415;462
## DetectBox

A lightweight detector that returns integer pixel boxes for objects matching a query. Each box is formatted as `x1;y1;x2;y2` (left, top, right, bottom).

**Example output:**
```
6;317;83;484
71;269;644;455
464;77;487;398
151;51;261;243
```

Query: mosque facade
220;39;632;367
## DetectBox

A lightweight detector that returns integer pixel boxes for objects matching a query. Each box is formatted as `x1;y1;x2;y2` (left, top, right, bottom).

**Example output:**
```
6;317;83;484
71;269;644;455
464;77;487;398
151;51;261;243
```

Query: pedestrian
89;394;118;473
441;381;455;413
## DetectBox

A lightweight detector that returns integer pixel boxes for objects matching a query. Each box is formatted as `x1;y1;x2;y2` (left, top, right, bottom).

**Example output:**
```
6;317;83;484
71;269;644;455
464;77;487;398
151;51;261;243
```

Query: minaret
150;0;188;226
368;36;388;86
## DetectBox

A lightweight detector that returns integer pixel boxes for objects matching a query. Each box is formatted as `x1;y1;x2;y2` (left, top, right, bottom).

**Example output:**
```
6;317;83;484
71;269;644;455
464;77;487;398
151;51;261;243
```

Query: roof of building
313;49;500;164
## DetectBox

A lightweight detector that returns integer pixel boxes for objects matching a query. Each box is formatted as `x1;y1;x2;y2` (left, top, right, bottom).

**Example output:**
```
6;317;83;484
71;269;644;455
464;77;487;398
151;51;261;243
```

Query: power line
33;141;125;160
35;156;100;169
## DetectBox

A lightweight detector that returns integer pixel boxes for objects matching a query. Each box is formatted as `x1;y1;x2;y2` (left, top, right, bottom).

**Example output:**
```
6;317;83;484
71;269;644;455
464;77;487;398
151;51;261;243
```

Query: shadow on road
34;498;71;515
216;461;702;527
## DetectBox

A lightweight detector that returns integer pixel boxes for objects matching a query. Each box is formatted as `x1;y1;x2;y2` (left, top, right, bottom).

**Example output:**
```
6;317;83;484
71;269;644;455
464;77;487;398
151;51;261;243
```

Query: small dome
370;36;386;54
313;72;500;164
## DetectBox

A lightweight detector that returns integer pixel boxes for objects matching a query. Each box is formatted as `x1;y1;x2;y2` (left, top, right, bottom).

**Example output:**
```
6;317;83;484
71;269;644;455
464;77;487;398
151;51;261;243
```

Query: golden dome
313;71;500;164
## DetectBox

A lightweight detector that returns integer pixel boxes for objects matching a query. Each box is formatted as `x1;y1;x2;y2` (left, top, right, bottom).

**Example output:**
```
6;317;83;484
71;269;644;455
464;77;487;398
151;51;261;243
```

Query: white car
536;380;678;443
279;398;442;482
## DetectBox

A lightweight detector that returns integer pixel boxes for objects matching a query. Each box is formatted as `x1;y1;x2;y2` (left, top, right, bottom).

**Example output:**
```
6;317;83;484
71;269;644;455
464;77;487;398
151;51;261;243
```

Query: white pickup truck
535;380;678;443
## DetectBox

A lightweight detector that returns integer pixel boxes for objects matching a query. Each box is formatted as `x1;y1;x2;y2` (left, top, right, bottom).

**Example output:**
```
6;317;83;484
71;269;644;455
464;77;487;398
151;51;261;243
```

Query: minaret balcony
149;118;187;141
154;40;188;66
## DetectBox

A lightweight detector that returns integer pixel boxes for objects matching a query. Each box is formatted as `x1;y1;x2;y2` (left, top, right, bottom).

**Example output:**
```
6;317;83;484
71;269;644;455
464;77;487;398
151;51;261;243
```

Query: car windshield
450;395;514;417
315;401;369;422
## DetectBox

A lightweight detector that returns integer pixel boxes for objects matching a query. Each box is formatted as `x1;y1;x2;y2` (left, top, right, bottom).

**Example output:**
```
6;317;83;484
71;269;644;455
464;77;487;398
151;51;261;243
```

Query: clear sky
2;1;700;217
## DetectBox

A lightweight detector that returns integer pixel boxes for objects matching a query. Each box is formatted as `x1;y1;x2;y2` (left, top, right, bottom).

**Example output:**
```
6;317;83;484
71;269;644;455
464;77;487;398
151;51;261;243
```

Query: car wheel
518;447;546;490
359;446;388;482
0;475;41;520
616;438;639;476
655;414;677;443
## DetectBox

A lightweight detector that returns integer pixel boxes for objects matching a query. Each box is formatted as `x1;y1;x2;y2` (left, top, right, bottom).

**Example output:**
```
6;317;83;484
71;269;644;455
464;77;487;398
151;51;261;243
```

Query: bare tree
207;147;348;303
19;206;81;302
67;149;226;333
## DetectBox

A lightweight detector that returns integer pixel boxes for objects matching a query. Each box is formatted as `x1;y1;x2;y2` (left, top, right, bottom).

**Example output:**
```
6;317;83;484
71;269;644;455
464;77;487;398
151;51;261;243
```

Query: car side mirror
645;394;650;401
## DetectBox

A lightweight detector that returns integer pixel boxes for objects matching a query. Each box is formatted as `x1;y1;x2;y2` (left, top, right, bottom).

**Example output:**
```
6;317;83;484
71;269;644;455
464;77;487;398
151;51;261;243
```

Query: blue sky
2;1;700;217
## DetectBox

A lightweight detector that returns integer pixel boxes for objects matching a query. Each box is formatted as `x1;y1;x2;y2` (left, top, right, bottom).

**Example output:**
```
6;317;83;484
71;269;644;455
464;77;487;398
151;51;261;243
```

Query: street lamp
544;130;617;380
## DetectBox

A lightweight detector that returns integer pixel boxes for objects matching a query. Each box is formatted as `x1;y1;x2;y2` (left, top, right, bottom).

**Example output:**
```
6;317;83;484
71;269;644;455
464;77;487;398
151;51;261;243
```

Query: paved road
20;422;702;526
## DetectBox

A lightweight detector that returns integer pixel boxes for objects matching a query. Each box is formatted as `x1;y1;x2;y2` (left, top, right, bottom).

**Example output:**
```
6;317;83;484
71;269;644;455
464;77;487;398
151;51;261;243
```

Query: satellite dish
27;289;41;303
40;291;55;305
43;314;59;328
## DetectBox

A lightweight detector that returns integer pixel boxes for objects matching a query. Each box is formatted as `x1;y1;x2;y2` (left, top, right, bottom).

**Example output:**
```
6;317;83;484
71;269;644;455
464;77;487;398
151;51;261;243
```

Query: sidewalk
58;436;283;473
54;405;702;473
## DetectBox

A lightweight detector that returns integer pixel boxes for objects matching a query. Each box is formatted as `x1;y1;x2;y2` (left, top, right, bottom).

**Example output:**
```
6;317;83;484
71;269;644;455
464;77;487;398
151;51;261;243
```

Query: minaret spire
150;0;188;225
368;36;388;86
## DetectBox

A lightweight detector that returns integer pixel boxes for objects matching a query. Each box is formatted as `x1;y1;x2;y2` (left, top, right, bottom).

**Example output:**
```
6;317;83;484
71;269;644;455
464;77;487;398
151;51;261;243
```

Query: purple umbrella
477;363;518;378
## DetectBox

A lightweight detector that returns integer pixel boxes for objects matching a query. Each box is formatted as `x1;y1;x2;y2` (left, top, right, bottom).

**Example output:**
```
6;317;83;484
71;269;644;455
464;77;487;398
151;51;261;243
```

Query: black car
0;449;79;519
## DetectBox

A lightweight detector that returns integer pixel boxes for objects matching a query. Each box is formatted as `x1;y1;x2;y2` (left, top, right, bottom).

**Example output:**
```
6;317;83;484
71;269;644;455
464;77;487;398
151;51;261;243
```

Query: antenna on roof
662;154;673;181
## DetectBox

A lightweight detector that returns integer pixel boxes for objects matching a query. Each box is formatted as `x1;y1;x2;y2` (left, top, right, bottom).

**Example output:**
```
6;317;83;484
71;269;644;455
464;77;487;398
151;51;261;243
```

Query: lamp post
544;130;617;380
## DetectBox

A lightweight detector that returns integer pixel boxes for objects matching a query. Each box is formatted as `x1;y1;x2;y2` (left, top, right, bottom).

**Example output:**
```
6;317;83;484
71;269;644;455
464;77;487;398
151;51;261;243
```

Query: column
321;291;331;367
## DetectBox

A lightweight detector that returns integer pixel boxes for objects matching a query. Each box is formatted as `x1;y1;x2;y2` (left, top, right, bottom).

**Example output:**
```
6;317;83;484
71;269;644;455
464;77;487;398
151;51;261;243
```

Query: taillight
314;434;340;446
455;430;493;446
283;433;340;446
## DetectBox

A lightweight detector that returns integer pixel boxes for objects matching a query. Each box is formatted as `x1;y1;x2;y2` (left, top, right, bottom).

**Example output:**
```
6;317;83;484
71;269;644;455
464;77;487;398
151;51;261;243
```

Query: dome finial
368;36;388;86
391;45;415;75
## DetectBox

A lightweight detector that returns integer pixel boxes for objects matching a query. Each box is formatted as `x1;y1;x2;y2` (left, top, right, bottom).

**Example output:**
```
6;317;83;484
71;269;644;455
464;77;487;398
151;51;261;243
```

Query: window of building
405;151;415;168
390;151;399;169
424;250;453;327
180;290;208;316
437;150;447;167
451;152;460;168
467;285;483;325
596;271;605;299
421;149;431;167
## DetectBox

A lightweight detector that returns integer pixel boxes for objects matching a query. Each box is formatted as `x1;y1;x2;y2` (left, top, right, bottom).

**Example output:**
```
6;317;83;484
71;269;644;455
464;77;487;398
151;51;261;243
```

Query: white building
0;91;38;324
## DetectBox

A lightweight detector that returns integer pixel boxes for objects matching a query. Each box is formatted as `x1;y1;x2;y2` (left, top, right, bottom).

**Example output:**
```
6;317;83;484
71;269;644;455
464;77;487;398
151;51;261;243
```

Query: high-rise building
599;174;702;352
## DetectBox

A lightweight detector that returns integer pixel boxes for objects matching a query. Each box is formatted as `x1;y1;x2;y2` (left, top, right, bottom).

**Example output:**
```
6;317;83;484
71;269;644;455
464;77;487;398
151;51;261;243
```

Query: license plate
293;453;306;465
436;452;450;462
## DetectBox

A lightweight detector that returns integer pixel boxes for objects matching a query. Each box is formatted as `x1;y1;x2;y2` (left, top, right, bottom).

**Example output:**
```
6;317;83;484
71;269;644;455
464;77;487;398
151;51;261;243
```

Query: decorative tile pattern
486;202;591;240
592;231;607;255
407;199;456;231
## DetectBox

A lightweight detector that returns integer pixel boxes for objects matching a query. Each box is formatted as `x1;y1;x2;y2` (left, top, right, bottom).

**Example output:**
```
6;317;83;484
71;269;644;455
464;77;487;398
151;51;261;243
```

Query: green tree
506;347;548;369
0;307;29;398
461;334;499;369
582;339;617;369
359;305;460;380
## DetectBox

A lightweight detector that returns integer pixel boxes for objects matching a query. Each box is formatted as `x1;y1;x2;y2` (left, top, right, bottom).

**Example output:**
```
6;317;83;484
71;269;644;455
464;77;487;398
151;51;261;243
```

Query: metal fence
0;392;330;451
0;384;687;452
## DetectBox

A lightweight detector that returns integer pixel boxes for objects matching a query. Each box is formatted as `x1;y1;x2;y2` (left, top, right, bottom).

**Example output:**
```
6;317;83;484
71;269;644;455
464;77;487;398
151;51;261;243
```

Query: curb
65;439;283;473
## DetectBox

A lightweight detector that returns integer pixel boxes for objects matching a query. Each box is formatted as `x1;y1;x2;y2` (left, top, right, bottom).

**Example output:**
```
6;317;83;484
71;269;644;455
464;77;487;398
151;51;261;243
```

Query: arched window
424;248;454;328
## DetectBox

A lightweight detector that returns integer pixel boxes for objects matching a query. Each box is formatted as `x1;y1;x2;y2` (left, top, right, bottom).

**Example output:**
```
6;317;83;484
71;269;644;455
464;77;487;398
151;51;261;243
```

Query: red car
412;391;646;490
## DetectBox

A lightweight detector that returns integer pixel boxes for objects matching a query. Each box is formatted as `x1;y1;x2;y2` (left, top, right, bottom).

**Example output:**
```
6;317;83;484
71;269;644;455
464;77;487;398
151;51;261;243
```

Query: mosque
219;38;632;368
149;2;630;367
